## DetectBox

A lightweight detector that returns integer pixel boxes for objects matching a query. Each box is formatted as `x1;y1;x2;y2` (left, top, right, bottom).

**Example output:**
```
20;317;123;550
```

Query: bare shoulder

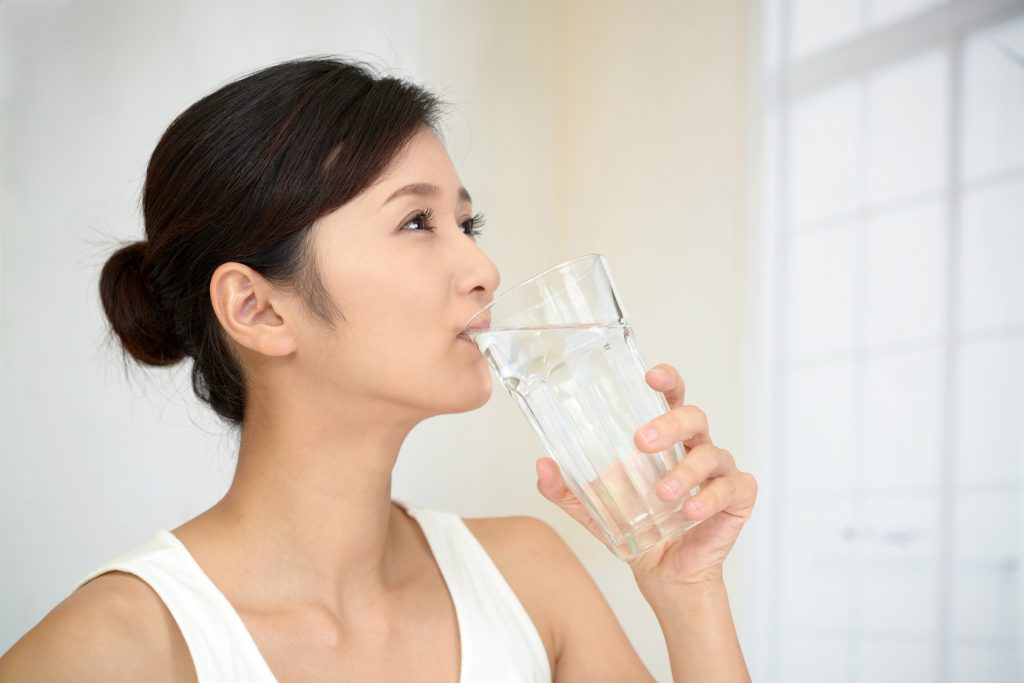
461;515;565;673
460;516;589;606
462;518;577;573
462;515;655;682
0;571;196;683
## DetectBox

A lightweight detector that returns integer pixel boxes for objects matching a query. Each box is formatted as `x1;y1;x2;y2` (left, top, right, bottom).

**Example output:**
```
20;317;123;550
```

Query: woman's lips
458;317;491;341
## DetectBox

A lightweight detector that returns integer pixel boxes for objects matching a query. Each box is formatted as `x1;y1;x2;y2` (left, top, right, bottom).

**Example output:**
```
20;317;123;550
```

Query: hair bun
99;241;185;366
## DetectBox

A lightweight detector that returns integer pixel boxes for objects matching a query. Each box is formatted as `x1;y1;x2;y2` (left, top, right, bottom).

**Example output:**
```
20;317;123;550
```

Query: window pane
857;492;941;635
780;497;857;630
764;0;784;72
786;221;859;358
959;178;1024;334
784;361;856;494
863;346;944;492
859;638;940;682
790;0;862;60
864;201;946;347
952;490;1020;640
789;82;862;226
951;643;1020;682
866;50;948;205
867;0;944;29
962;15;1024;181
780;633;853;682
954;335;1024;488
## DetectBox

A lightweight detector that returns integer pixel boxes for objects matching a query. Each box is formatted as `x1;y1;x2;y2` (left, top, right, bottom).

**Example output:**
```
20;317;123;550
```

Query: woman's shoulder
461;514;655;682
460;514;589;669
462;515;597;607
462;513;589;576
0;571;196;682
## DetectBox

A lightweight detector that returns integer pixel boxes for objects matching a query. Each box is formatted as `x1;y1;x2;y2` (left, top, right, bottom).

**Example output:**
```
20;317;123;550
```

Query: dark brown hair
98;56;445;427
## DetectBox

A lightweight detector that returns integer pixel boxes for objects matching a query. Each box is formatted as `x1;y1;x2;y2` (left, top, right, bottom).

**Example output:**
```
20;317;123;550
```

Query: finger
634;404;713;454
677;470;758;521
654;443;735;501
644;363;685;410
536;457;567;498
535;457;608;543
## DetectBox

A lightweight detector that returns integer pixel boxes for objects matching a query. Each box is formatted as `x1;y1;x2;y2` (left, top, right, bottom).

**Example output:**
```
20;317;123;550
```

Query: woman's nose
458;246;500;297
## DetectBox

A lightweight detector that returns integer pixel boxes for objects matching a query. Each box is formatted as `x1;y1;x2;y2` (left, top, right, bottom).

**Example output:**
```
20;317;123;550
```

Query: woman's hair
98;56;445;427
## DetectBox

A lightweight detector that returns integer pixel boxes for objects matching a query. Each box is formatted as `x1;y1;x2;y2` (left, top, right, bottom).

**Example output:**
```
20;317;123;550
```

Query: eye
400;207;486;240
401;208;435;232
461;212;486;239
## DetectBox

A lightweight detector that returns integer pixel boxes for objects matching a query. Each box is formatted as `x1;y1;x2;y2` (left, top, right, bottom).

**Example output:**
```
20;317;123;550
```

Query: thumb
535;456;568;499
534;456;609;547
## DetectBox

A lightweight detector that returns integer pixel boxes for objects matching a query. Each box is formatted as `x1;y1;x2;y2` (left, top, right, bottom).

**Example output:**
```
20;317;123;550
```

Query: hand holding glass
464;254;703;561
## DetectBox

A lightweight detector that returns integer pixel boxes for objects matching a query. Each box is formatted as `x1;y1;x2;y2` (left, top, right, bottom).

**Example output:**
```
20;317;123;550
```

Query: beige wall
1;1;757;678
554;1;758;677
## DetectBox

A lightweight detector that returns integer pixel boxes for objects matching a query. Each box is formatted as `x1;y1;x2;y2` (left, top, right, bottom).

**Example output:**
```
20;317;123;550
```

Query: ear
209;262;297;357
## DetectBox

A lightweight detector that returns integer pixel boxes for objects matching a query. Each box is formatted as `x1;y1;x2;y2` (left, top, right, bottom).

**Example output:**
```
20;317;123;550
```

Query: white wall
0;1;756;680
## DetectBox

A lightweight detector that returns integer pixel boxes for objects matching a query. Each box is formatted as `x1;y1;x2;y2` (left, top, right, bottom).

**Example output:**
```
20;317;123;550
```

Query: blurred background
1;0;1021;680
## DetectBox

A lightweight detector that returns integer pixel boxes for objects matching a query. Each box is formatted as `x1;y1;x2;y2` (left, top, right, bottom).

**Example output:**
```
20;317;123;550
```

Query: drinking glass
464;254;703;561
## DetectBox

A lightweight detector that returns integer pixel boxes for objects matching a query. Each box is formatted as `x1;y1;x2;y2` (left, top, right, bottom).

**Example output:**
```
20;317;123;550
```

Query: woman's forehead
367;132;466;205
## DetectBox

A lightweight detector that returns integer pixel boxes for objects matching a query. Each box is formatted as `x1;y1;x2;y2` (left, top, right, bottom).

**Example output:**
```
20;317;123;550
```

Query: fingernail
650;368;666;381
641;427;658;443
660;479;681;496
687;498;703;514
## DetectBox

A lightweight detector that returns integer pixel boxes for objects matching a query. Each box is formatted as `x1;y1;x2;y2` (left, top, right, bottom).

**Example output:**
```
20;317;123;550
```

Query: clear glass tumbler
464;254;703;561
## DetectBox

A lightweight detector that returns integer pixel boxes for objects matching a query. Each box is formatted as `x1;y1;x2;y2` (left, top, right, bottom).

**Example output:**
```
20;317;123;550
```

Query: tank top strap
73;508;551;682
74;530;277;682
402;505;552;683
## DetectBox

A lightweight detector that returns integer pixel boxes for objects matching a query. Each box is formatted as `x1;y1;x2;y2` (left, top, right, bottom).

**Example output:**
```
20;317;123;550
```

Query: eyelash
402;208;486;239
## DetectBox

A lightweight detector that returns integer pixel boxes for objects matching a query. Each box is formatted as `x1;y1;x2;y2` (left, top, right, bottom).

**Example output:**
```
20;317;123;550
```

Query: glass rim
464;253;605;330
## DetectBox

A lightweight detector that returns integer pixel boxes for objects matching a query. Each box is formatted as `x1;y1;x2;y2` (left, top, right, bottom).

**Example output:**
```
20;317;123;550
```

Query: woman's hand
535;363;758;592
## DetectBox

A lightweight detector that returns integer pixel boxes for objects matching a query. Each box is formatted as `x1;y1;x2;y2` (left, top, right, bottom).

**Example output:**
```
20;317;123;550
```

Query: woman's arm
535;363;758;682
639;578;750;683
513;515;748;682
0;571;195;682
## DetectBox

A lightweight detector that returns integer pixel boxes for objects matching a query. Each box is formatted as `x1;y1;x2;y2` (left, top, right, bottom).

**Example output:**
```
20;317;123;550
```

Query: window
755;1;1024;680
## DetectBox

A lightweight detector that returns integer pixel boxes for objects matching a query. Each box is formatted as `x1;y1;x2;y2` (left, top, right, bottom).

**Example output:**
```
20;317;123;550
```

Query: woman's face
294;126;501;420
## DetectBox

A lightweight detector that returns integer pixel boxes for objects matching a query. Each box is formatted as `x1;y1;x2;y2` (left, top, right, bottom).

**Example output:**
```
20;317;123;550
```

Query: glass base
609;500;705;561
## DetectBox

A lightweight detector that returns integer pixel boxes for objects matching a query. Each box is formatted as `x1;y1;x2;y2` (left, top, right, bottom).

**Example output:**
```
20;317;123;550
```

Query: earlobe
210;263;297;357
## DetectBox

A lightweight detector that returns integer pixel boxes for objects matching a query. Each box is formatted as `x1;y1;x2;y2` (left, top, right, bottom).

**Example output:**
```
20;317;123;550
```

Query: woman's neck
174;397;426;622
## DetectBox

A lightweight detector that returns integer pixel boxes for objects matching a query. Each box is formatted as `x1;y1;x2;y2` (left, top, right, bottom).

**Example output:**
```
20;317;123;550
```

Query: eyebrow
381;182;473;208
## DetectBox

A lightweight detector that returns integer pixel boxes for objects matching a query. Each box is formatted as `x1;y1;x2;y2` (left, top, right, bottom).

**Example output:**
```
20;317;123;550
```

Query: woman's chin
471;370;493;402
456;369;493;411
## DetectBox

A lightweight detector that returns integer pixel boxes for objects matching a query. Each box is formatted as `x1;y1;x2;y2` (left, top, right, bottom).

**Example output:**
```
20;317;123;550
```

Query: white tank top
73;504;552;682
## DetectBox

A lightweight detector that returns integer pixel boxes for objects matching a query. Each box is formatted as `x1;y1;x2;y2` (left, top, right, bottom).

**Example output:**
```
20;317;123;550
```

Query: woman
0;57;757;681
